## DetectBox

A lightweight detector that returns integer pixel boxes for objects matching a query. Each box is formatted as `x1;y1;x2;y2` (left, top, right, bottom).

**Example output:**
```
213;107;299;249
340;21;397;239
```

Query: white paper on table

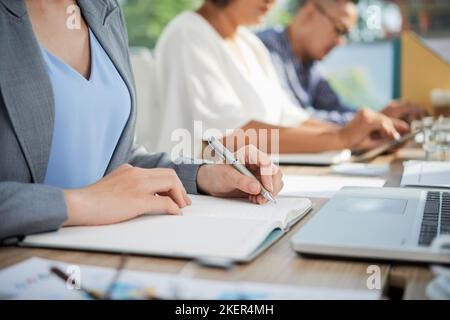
0;257;381;300
280;175;386;199
401;161;450;188
331;163;390;177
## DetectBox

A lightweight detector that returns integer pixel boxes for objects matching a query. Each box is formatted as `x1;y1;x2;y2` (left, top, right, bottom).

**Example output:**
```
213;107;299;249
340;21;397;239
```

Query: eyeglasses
313;1;351;37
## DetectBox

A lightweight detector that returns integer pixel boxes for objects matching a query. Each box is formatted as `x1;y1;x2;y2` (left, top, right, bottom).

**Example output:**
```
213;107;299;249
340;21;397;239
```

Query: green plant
122;0;201;49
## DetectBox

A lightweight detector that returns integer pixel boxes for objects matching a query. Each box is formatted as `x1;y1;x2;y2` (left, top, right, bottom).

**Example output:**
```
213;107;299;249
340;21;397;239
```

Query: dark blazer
0;0;200;243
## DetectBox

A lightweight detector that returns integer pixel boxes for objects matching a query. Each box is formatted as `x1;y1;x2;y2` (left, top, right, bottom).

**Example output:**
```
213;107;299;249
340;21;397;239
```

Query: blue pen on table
207;136;277;204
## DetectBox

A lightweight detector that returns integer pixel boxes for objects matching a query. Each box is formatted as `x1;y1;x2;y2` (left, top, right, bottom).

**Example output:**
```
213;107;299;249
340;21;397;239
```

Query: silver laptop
291;187;450;264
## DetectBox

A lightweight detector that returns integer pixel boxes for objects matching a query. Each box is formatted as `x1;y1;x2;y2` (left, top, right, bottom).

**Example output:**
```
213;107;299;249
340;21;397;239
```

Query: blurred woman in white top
153;0;409;158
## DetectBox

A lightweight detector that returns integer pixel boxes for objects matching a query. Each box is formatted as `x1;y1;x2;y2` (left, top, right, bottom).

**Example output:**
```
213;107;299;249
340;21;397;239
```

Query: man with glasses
257;0;426;125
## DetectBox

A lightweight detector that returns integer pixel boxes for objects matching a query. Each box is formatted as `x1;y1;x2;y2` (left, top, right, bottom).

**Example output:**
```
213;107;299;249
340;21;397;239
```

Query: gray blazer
0;0;200;243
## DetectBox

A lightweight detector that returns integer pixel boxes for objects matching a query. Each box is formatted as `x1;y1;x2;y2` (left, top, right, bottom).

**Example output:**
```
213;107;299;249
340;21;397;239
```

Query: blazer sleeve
0;182;68;244
0;146;202;243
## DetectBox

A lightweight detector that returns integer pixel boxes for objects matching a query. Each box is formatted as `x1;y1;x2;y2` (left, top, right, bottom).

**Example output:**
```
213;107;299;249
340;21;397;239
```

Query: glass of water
426;117;450;161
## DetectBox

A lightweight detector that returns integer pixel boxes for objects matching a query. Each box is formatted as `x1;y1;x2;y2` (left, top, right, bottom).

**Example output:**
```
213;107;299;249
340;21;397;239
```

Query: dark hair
208;0;232;8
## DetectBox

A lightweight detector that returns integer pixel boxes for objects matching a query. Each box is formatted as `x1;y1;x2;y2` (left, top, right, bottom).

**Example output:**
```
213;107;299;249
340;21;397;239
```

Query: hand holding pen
198;138;282;205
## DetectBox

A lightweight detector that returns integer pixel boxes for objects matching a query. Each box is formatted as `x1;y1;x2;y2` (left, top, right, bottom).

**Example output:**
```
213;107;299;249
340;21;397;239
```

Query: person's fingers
252;165;284;196
396;102;414;120
258;171;274;193
385;121;400;140
370;117;397;140
166;179;189;208
159;190;191;208
226;168;261;195
255;151;279;194
412;105;428;118
358;137;386;151
236;145;278;193
255;194;268;205
272;172;284;196
356;109;380;136
249;195;259;204
248;194;268;205
368;111;407;140
396;101;428;120
392;118;410;134
183;193;192;206
396;101;413;111
345;110;396;148
143;170;188;208
144;195;182;215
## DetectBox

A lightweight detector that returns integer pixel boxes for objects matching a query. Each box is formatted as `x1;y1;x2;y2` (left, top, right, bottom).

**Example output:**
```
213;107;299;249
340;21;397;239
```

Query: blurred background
119;0;450;111
120;0;450;47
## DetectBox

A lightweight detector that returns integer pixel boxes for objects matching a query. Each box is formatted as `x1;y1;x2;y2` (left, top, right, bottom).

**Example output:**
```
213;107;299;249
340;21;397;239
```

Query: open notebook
21;195;312;263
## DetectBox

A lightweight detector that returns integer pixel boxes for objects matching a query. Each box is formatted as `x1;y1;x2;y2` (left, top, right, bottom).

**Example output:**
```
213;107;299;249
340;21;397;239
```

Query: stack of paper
280;175;386;198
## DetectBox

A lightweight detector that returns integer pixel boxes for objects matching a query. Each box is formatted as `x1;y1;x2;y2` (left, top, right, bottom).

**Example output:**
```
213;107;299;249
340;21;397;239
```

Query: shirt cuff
174;163;202;195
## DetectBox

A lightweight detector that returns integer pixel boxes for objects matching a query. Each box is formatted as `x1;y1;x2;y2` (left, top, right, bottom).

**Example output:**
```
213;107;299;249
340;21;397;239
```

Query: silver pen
208;137;277;204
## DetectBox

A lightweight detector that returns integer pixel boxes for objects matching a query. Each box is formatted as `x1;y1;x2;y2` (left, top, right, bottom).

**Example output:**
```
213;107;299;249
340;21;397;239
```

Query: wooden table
0;148;436;300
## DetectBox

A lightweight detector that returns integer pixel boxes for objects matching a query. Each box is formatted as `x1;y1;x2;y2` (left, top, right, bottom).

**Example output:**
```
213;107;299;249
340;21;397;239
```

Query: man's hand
339;108;410;151
382;100;428;123
197;145;284;204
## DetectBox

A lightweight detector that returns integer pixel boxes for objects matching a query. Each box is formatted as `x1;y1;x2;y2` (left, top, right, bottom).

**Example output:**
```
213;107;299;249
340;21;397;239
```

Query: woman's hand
339;108;410;151
64;164;191;226
197;145;284;205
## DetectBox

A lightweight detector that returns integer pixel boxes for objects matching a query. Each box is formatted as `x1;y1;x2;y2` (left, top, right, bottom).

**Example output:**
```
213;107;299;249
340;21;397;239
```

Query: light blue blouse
41;29;131;189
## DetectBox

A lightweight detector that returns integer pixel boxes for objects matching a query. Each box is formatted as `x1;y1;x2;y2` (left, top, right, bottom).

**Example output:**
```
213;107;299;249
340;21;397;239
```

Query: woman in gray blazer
0;0;283;243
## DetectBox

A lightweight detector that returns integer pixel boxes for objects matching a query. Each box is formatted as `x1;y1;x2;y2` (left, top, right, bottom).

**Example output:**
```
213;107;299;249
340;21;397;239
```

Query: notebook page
22;215;275;261
183;195;310;226
22;196;311;261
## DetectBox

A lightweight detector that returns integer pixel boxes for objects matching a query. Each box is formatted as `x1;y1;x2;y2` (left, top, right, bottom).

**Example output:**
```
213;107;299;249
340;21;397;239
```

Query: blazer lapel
78;0;137;173
0;0;54;183
0;0;137;183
